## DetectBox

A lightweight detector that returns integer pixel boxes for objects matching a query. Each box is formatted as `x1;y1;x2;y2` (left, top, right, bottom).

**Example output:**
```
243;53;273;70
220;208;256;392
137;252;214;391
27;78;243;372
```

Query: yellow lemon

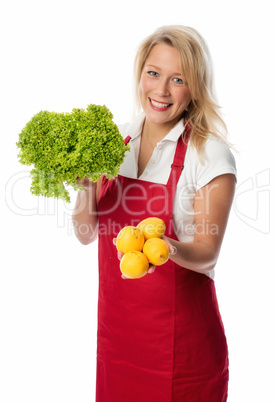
116;226;144;254
120;251;149;279
143;238;170;266
137;217;166;240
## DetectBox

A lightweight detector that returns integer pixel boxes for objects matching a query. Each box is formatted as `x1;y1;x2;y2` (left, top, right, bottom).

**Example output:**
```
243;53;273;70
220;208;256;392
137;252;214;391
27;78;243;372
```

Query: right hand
76;175;96;191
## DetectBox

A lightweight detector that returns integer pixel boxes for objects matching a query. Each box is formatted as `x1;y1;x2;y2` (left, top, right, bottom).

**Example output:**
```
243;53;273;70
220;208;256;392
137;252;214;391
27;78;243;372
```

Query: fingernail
170;246;177;255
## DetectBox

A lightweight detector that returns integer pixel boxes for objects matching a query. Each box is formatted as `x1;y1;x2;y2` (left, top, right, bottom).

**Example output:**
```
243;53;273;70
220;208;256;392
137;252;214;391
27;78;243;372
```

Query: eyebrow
145;64;182;76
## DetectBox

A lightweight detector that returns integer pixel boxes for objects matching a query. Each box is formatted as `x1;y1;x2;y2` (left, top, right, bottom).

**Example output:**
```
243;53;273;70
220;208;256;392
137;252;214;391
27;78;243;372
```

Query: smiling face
138;43;192;131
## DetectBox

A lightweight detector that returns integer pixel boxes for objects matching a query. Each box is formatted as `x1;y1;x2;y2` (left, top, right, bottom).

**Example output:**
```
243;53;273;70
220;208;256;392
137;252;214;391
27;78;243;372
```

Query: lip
149;98;173;112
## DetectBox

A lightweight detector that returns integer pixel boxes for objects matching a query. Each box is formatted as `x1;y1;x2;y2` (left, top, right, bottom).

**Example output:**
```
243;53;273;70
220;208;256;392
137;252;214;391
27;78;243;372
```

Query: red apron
96;134;229;402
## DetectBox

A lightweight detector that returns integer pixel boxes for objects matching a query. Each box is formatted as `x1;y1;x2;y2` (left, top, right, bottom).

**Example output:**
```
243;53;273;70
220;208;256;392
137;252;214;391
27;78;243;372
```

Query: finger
170;246;177;255
117;250;123;261
121;274;128;279
162;235;175;254
113;238;117;246
147;265;156;274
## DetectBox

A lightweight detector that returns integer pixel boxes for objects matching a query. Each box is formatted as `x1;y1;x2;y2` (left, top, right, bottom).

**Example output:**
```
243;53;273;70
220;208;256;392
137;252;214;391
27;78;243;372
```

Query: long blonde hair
133;25;228;156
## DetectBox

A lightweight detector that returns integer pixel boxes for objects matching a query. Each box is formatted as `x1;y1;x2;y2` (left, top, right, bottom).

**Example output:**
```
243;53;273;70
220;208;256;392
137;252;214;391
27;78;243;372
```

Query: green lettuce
16;104;130;203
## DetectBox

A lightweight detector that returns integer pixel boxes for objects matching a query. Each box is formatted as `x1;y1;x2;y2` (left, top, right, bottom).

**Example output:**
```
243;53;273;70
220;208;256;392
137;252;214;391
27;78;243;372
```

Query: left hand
113;237;177;279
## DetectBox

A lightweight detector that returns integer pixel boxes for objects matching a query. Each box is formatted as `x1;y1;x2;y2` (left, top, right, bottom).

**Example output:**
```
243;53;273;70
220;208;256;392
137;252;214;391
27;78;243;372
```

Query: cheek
174;88;192;105
138;81;144;102
139;75;152;98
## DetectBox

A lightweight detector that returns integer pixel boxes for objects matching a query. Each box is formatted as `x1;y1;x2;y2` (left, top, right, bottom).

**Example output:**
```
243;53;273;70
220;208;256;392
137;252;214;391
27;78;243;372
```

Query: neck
142;119;177;144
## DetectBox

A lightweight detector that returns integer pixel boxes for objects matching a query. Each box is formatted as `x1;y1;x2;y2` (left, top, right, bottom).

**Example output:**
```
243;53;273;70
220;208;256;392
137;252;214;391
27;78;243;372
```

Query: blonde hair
133;25;228;156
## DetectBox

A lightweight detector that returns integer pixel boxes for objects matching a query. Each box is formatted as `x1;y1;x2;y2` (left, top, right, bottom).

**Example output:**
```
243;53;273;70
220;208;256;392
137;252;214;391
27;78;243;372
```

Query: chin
145;110;169;124
146;114;176;127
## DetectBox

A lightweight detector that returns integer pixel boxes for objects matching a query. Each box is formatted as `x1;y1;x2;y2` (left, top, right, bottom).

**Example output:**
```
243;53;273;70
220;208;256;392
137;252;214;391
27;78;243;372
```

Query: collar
126;113;185;143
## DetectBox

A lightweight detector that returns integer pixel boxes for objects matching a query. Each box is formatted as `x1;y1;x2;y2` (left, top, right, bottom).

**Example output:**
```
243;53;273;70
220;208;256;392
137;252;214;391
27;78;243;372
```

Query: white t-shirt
118;113;237;278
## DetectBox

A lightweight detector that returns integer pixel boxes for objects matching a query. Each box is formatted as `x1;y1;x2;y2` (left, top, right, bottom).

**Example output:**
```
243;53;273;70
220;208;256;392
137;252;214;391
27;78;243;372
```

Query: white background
1;0;274;401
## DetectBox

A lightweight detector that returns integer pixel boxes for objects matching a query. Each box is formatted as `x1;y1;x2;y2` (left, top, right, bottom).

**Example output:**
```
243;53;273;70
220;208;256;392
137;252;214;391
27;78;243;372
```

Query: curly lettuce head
16;104;130;202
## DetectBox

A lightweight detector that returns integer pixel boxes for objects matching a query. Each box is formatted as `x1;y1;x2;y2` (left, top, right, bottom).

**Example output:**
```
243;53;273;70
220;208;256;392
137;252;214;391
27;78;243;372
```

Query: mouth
149;98;173;111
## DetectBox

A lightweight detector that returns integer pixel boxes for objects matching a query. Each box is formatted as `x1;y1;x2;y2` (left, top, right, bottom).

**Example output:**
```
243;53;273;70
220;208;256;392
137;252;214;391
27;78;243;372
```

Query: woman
72;25;237;402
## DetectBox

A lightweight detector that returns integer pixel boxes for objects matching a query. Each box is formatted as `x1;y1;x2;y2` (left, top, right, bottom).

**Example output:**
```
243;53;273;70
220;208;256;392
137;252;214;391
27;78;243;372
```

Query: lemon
116;226;144;254
137;217;166;240
120;251;149;279
143;238;170;266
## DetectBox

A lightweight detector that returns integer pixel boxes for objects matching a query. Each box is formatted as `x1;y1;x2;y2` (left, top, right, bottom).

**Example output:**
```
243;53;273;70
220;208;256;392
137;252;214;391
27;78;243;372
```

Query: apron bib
96;134;229;402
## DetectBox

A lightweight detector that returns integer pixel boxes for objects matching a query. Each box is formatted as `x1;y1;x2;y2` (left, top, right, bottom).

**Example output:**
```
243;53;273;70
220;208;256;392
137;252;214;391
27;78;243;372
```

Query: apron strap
124;122;190;187
124;135;131;145
167;123;190;187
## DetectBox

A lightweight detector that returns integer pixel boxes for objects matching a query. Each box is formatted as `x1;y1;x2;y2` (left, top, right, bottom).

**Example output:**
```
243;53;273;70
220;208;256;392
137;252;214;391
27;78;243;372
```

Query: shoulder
204;137;236;163
184;136;237;191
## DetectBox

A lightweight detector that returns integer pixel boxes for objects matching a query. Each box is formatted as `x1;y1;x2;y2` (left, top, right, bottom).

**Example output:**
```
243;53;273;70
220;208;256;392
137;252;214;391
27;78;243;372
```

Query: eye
173;77;184;84
147;71;159;77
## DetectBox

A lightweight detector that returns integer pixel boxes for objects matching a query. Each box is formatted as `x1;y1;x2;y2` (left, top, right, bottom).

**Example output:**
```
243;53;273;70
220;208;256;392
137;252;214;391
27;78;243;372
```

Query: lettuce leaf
17;104;130;203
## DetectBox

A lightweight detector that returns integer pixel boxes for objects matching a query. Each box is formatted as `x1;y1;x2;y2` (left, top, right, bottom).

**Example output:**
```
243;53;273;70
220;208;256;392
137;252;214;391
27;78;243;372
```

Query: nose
155;79;170;97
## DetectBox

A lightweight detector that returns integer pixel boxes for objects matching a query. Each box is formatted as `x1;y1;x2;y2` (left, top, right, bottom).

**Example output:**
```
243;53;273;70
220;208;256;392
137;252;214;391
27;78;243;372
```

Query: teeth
151;99;171;108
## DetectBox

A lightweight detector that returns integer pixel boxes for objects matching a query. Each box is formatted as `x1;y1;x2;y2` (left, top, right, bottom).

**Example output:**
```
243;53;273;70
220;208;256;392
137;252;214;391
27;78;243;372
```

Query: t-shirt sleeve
195;139;237;191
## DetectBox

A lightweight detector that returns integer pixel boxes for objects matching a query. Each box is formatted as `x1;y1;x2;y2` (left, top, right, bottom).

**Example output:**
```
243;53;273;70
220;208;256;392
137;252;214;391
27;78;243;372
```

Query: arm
71;176;103;245
165;173;236;274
